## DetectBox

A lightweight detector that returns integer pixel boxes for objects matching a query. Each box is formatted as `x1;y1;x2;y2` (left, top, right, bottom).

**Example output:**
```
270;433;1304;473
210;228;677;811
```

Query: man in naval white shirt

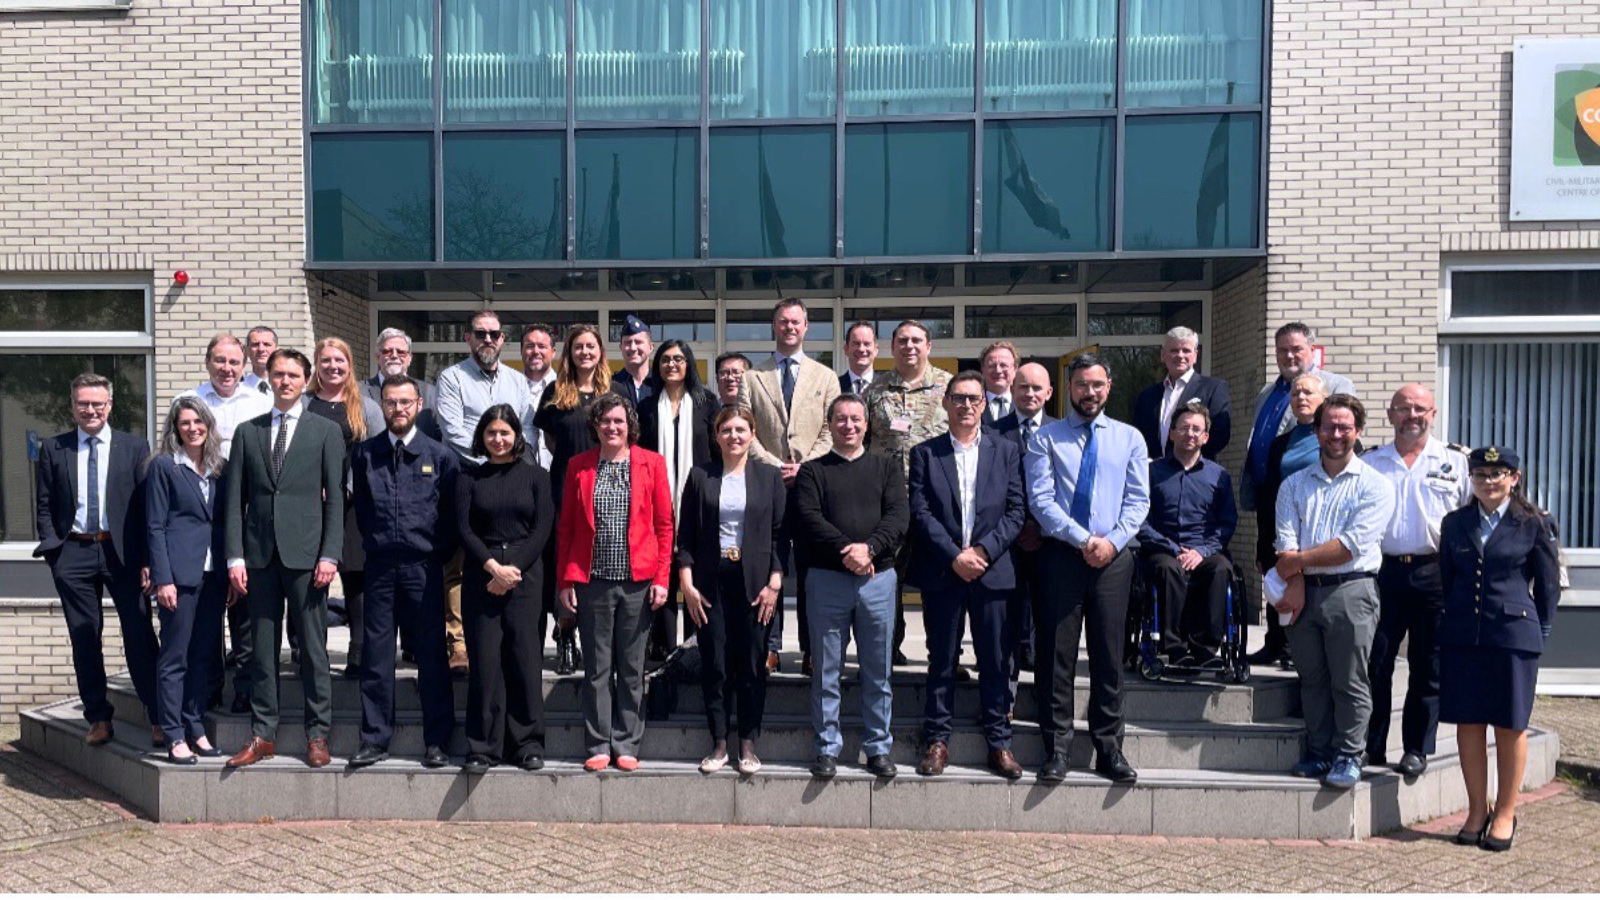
182;333;272;459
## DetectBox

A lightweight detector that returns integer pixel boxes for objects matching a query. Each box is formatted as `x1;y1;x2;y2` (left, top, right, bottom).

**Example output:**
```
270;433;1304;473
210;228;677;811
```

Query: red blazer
556;446;675;591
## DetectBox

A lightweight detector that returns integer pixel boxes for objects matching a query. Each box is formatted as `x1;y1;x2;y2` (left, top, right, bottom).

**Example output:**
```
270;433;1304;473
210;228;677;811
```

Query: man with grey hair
362;327;442;442
1131;326;1231;461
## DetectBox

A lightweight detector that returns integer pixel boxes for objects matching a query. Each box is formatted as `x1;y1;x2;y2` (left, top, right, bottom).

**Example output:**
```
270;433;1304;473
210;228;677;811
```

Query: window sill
0;0;130;11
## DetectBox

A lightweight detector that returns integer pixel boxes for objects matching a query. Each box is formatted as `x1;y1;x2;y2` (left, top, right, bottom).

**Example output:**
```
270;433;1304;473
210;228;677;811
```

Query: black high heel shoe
187;738;223;758
167;745;198;766
1455;806;1493;846
1481;816;1516;852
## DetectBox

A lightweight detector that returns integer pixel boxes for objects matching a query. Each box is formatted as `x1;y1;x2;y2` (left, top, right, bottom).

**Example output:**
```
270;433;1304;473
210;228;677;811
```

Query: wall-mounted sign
1511;39;1600;222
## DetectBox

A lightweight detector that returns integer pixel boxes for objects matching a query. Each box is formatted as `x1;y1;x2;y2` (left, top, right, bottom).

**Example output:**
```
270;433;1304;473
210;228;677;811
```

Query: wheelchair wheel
1228;662;1251;684
1138;655;1165;681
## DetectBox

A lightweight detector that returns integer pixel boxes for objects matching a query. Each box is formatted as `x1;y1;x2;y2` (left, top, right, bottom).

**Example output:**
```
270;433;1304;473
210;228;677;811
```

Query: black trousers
1034;541;1135;759
361;558;455;750
155;573;226;744
923;580;1012;749
342;570;366;665
1008;546;1040;693
700;559;771;740
50;539;159;724
769;485;810;658
463;565;546;762
1146;550;1232;657
1366;555;1444;758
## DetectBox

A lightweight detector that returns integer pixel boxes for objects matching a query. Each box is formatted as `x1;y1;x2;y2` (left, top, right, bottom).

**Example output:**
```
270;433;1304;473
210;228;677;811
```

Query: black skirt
1439;643;1540;731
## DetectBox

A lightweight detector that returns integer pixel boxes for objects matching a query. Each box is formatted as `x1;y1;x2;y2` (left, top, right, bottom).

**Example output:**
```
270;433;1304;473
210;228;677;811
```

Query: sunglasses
472;328;504;341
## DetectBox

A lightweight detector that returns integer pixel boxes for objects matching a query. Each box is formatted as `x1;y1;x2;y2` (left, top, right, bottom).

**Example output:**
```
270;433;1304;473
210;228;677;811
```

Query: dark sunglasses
472;328;504;341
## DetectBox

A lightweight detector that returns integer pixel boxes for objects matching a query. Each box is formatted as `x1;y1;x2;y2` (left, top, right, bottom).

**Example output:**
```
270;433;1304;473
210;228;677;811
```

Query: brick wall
0;601;128;726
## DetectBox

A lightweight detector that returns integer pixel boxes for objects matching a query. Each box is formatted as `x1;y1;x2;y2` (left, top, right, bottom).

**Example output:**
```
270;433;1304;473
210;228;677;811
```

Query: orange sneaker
615;755;640;772
584;754;610;772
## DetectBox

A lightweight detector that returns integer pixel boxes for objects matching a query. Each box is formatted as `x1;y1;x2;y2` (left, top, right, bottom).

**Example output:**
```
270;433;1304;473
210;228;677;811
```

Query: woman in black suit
1439;446;1560;852
677;406;787;775
145;396;228;764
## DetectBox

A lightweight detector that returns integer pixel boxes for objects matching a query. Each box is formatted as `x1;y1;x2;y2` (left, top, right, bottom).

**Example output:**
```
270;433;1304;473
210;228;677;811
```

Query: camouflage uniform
863;366;954;480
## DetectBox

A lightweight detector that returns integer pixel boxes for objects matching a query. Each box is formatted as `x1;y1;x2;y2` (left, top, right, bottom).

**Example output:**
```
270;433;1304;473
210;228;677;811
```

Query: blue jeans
806;567;896;759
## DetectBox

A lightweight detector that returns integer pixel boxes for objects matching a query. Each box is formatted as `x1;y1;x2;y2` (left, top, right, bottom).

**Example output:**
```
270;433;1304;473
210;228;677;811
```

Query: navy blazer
675;460;789;605
350;431;461;564
145;455;224;588
33;428;150;568
907;431;1027;592
1131;372;1232;461
1439;505;1561;655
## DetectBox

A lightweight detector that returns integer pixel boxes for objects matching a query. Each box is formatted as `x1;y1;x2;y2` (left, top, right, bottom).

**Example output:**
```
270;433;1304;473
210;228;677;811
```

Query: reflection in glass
1126;0;1262;107
843;306;955;340
310;0;434;125
1123;114;1259;251
844;0;975;116
1451;270;1600;318
711;0;836;119
444;133;564;261
982;119;1113;254
711;127;834;259
0;354;147;542
985;0;1115;112
575;0;700;121
722;267;837;296
608;310;716;343
574;130;697;260
311;134;434;262
1097;345;1162;423
845;123;972;257
964;303;1078;339
379;309;600;344
1088;301;1202;337
444;0;566;122
724;307;835;342
0;290;144;332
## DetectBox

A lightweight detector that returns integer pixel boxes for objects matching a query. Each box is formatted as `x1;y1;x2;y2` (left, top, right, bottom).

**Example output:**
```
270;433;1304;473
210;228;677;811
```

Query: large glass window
985;0;1115;112
444;133;565;261
574;130;698;259
1126;0;1263;108
444;0;566;122
843;305;955;340
311;134;435;263
710;0;836;119
725;307;835;342
844;0;975;116
710;127;834;259
310;0;434;125
845;123;972;257
575;0;701;121
1122;113;1259;251
982;119;1113;254
964;302;1077;339
1452;270;1600;318
0;289;144;332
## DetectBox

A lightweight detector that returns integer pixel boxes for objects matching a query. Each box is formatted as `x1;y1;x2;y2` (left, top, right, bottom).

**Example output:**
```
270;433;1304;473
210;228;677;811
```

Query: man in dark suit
363;327;442;442
992;362;1057;689
908;371;1027;780
1131;326;1231;461
979;341;1019;427
839;320;877;396
224;348;346;769
33;373;160;748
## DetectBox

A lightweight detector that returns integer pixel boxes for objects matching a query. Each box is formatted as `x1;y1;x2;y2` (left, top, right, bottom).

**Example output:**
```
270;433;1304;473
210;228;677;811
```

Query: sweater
793;450;909;573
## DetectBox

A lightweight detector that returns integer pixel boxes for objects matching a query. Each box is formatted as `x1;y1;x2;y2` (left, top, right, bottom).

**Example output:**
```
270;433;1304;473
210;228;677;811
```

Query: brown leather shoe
85;721;114;747
988;748;1024;780
306;738;331;768
151;725;166;748
765;651;780;674
226;736;275;768
917;741;949;777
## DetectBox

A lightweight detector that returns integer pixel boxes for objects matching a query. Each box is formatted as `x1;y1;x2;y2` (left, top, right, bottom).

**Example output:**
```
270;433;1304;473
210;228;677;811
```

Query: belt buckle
723;547;742;562
1399;554;1413;564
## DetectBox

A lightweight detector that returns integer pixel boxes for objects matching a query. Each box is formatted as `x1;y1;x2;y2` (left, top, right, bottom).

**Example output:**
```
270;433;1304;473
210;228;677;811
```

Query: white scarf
656;390;695;524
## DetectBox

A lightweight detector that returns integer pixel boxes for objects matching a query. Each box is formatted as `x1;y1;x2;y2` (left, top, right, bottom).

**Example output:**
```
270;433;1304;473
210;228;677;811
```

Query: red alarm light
173;270;189;286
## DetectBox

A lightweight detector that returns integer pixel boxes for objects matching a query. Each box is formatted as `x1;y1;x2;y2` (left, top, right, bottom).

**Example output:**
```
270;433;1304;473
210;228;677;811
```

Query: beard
473;344;500;369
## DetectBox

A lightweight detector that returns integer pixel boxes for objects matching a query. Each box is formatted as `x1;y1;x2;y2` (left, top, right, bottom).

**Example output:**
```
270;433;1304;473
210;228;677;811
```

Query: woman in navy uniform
1438;446;1560;851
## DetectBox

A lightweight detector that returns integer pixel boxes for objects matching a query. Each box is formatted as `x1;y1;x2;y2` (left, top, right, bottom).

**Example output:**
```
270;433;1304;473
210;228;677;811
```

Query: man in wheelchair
1137;402;1238;668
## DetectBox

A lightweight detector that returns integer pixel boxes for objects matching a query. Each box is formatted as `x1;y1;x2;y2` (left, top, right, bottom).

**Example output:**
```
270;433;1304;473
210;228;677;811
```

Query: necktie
782;359;796;410
85;435;101;533
271;412;290;480
992;396;1009;420
1069;420;1098;529
1479;511;1499;550
1022;419;1035;445
256;380;270;395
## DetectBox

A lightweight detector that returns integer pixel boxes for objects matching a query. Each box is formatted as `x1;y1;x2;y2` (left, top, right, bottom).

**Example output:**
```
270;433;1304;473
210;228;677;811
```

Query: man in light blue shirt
1024;353;1150;785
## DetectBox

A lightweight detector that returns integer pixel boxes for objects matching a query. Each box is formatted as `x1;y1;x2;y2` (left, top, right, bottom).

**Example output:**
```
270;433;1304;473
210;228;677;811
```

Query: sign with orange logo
1577;87;1600;149
1512;40;1600;221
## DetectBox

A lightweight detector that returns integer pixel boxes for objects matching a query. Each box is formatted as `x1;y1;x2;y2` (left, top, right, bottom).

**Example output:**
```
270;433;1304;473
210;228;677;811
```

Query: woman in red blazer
557;393;674;772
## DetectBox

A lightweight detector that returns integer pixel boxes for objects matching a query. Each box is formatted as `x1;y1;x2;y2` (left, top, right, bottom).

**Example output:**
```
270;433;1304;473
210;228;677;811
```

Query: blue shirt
1025;410;1150;551
1274;453;1396;575
1139;454;1237;559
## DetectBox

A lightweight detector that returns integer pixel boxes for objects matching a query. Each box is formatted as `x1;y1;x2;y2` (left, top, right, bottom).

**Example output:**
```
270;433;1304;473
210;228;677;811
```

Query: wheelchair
1126;551;1251;685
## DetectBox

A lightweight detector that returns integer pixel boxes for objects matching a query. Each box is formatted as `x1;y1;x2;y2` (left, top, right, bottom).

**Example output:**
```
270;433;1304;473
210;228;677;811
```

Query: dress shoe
349;743;389;768
449;652;470;679
462;755;493;775
341;663;362;680
866;754;897;778
306;738;331;768
615;755;640;772
187;737;222;758
85;721;114;747
1018;645;1035;672
1396;752;1427;777
892;649;909;667
1455;811;1492;846
516;754;544;772
422;745;449;769
699;752;729;774
765;651;781;674
583;754;611;772
810;754;837;779
737;753;762;776
1245;644;1287;666
1094;749;1137;784
988;748;1024;781
230;693;251;715
917;741;949;777
1038;751;1069;783
166;746;198;766
226;736;275;768
1481;816;1516;852
151;725;166;748
954;664;973;683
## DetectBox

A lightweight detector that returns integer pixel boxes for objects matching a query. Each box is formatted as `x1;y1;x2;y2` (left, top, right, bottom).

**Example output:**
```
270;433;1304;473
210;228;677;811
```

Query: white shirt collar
832;444;866;461
389;426;419;448
1022;410;1045;427
76;427;107;447
774;349;806;367
527;368;556;389
1481;499;1511;521
1165;369;1195;390
950;430;981;452
172;450;205;475
273;404;298;421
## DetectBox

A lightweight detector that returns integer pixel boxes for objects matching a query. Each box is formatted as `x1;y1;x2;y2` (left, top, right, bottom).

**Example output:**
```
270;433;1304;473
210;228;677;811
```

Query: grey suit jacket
224;408;345;570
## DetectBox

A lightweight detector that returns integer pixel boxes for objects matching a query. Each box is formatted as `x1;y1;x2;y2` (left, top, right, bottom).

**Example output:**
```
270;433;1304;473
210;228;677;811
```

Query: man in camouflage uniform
863;319;953;665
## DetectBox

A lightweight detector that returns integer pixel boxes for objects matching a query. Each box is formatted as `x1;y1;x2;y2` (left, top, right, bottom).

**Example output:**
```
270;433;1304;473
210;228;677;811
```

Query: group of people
34;308;1558;849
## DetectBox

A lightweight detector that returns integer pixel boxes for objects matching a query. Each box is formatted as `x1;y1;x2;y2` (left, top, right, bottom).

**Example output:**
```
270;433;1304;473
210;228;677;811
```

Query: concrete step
18;699;1559;840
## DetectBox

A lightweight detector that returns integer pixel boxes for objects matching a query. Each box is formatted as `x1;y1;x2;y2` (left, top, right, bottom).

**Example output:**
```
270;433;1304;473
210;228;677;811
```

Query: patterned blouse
590;457;633;580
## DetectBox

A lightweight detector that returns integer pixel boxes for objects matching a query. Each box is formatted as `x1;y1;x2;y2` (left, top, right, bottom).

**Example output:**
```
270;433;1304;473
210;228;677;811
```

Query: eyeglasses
1470;470;1512;483
658;355;687;367
73;401;109;412
381;398;420;410
379;347;410;357
947;393;985;407
471;328;504;342
716;369;743;380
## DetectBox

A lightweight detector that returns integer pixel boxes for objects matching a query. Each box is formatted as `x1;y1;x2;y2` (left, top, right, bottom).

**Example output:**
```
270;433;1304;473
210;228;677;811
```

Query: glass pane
310;0;434;125
982;119;1113;253
311;134;435;263
964;263;1080;292
710;127;835;259
1096;345;1161;424
611;270;716;295
1126;0;1263;107
844;123;972;256
444;133;565;261
444;0;566;122
574;0;700;121
1123;113;1259;251
843;305;955;340
1452;270;1600;318
964;303;1078;339
984;0;1114;112
607;309;716;343
1088;300;1202;336
845;0;975;116
378;309;599;345
711;0;836;119
0;289;144;332
846;264;959;294
0;354;148;542
725;306;836;342
573;130;698;259
723;267;837;296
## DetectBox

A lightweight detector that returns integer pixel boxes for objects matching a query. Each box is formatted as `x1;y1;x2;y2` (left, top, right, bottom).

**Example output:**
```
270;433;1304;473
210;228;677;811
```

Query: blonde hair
551;324;613;410
308;337;367;440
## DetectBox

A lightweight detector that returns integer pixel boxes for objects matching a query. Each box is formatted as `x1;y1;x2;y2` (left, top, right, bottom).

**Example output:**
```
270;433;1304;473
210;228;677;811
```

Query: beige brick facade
0;601;127;724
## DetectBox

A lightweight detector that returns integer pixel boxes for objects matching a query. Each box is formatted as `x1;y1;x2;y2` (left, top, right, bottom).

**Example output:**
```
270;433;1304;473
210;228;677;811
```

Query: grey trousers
576;578;651;758
1286;576;1380;760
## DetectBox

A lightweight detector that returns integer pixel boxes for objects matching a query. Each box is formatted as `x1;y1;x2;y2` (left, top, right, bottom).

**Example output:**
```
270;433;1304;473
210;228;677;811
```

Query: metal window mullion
565;0;578;262
1257;0;1272;253
972;0;985;257
1112;0;1128;254
833;0;846;259
302;0;315;265
432;0;445;263
699;0;711;260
